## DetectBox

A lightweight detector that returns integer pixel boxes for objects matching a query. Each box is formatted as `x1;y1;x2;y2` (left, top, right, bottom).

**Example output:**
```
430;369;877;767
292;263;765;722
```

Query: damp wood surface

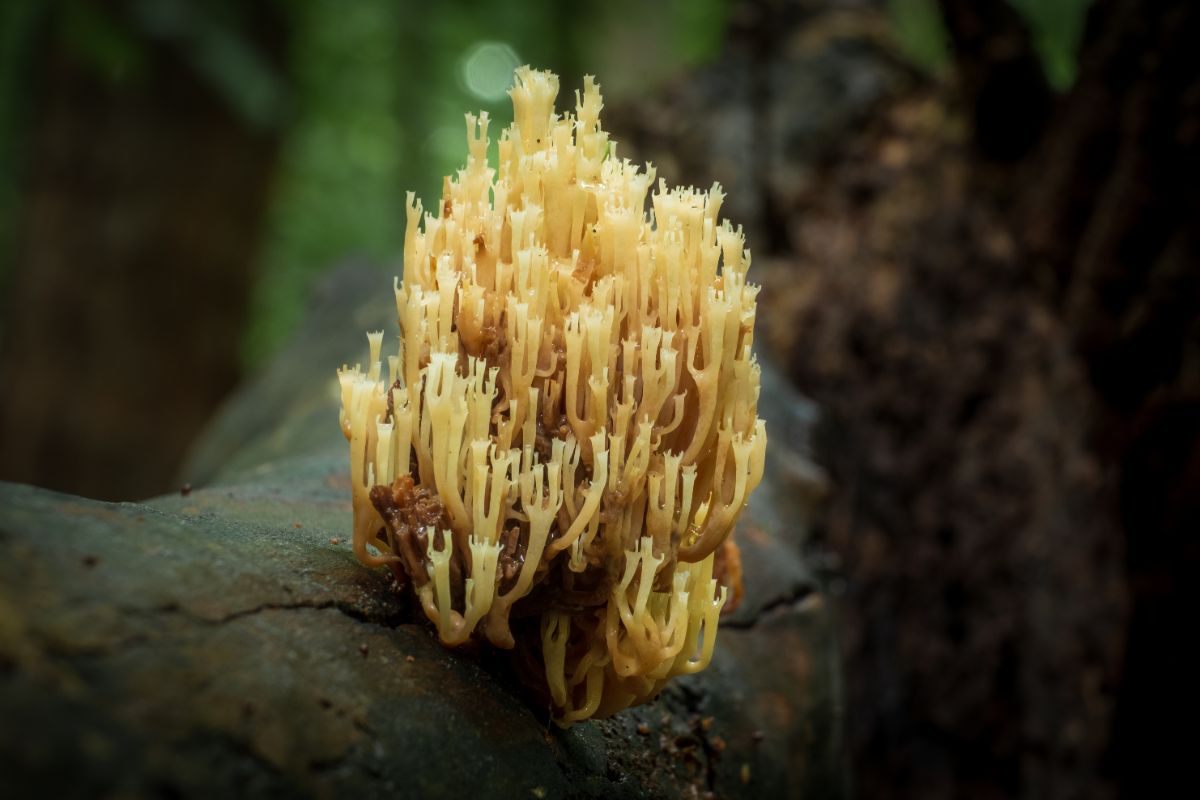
0;265;843;800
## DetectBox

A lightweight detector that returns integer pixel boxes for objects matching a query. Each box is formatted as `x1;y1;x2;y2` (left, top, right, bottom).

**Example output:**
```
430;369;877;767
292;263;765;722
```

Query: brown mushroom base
369;473;744;723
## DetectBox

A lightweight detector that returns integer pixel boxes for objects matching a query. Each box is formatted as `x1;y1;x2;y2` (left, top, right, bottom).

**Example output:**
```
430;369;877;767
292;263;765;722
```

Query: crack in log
22;598;411;662
722;585;817;630
198;598;406;629
127;592;409;630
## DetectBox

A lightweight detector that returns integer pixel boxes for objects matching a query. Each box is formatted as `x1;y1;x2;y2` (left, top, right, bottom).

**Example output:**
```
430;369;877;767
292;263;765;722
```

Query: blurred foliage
888;0;952;76
126;0;289;130
0;0;1089;368
245;0;727;366
59;0;148;83
1008;0;1092;90
243;0;406;366
889;0;1091;90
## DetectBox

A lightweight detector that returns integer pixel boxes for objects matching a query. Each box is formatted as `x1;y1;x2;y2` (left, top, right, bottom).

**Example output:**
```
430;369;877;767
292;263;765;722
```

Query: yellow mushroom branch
337;67;766;723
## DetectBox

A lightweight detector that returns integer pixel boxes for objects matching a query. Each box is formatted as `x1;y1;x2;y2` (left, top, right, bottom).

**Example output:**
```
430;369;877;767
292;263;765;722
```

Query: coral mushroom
338;67;766;723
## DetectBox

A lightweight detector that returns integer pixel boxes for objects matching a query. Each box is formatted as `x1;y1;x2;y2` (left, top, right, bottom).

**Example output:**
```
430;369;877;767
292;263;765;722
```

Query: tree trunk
612;0;1197;796
0;3;283;501
1015;2;1200;794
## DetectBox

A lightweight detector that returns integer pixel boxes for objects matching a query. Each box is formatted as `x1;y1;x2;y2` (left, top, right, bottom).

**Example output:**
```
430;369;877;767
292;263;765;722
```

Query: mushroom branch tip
337;66;766;723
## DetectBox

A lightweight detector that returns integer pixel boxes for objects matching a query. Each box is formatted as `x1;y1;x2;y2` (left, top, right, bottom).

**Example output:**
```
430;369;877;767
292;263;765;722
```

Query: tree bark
611;0;1197;796
1015;2;1200;794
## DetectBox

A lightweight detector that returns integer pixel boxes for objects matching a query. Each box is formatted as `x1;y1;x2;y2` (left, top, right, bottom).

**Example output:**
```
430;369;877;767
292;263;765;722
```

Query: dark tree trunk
1014;1;1200;795
0;4;284;501
816;0;1199;795
938;0;1052;162
611;0;1197;796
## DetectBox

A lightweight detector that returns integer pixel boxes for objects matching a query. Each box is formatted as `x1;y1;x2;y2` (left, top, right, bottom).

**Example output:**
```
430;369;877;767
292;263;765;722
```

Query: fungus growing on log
338;67;766;723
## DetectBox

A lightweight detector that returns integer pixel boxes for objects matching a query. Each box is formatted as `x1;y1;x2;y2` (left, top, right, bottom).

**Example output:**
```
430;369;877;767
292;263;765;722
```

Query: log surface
0;267;843;799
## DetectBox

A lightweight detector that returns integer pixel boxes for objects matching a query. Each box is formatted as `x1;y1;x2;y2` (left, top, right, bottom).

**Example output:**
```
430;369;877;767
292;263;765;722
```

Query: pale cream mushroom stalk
337;67;766;723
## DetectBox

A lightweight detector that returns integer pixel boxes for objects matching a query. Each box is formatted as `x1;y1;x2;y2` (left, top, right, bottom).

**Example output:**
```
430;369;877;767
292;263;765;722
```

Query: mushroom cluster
338;67;766;723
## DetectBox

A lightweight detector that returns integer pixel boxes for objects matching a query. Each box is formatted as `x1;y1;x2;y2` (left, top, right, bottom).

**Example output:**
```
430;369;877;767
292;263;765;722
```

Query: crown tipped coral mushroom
337;67;766;723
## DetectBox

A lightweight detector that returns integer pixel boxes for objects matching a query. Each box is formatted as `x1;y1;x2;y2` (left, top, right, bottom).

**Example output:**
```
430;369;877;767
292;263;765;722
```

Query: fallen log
0;267;843;799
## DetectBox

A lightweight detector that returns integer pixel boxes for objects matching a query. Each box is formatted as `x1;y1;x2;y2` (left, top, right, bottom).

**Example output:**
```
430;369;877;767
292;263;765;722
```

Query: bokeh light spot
460;41;521;102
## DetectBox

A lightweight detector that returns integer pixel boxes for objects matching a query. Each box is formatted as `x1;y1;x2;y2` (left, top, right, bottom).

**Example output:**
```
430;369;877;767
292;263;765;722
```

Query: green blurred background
0;0;1088;376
